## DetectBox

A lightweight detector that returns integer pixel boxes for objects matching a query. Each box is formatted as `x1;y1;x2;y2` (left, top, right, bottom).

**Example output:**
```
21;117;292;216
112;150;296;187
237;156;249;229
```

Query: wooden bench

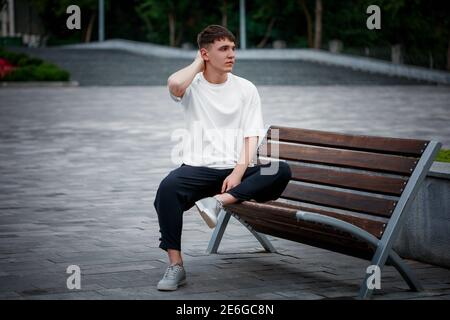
206;125;441;299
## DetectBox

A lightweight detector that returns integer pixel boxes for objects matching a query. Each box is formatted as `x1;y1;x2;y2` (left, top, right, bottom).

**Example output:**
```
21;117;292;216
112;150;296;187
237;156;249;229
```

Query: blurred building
1;0;45;47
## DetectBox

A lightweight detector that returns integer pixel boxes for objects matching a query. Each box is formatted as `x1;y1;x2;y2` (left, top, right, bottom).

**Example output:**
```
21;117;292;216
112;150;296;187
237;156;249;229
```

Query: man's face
201;38;236;73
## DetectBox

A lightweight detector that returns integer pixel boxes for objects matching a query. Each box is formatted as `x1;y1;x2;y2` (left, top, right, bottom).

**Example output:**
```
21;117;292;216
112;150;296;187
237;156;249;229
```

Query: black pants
153;161;292;251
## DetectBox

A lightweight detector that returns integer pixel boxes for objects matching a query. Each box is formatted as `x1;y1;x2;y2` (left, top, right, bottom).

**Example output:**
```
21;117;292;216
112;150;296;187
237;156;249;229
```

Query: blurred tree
136;0;199;47
222;0;228;28
251;0;279;48
314;0;322;49
298;0;313;47
107;0;147;42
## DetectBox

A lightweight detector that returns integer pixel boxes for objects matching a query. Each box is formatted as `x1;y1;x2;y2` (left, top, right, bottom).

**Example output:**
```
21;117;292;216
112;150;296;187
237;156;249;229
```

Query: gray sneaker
195;197;223;228
157;264;186;291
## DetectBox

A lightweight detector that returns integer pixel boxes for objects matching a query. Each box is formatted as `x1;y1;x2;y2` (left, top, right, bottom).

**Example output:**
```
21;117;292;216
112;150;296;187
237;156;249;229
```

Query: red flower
0;58;16;78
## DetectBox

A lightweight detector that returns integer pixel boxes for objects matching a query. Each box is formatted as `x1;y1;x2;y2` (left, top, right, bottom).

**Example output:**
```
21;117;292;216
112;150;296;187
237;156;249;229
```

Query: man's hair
197;25;236;49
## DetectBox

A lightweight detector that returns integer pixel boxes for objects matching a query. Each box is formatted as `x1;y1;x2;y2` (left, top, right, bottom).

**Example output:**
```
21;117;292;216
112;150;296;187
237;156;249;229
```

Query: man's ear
200;47;209;61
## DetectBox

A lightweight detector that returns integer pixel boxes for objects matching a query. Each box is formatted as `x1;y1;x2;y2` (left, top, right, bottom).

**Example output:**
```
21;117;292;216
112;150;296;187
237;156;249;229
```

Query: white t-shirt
170;72;266;169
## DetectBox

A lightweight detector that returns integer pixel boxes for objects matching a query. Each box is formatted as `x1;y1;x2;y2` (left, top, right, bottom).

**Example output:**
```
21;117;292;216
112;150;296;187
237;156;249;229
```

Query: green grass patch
1;47;70;81
436;149;450;163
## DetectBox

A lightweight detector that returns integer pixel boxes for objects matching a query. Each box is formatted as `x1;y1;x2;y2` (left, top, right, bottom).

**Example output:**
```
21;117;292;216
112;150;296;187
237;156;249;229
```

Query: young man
154;25;291;291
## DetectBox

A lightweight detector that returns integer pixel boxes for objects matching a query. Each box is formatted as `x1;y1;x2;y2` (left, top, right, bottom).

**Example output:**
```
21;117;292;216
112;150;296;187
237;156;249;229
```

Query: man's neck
203;67;228;84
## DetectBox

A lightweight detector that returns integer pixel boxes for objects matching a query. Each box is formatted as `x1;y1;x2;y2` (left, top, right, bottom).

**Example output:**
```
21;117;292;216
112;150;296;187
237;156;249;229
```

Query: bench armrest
296;210;380;248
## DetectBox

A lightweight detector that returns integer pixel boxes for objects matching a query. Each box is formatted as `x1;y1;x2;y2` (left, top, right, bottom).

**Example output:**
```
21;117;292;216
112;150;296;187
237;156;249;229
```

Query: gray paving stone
275;290;325;299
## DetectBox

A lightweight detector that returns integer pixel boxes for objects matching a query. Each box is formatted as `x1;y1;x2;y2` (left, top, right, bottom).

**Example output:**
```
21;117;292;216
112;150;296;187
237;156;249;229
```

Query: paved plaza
1;81;450;299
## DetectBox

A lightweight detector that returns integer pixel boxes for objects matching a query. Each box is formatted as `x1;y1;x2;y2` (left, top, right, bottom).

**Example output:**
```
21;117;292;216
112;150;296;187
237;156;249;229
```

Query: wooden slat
232;211;374;260
239;211;354;241
239;217;374;260
225;200;387;238
267;126;428;156
266;200;387;238
259;142;418;175
280;183;397;217
289;163;408;196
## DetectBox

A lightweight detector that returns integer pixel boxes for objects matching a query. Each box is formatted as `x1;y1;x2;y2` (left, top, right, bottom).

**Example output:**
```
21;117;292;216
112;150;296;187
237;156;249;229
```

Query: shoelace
164;265;182;279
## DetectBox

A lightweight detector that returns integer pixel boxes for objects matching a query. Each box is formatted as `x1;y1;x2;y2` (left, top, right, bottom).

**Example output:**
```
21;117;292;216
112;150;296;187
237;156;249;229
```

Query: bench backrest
257;125;439;240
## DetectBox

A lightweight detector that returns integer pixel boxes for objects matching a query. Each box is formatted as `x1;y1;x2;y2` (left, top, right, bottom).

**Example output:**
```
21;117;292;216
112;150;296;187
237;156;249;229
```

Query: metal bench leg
358;249;423;300
359;261;422;300
387;250;423;292
206;210;277;254
206;209;232;254
232;214;277;253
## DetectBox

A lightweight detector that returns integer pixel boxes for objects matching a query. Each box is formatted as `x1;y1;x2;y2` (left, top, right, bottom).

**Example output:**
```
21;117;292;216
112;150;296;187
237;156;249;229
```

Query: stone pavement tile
317;292;358;300
155;291;233;300
79;274;134;290
252;292;286;300
219;286;279;298
274;289;325;300
19;283;105;298
0;291;22;299
416;269;450;280
0;260;58;273
416;282;450;291
96;286;163;300
192;277;266;293
413;296;450;300
373;290;437;300
0;275;41;292
26;291;106;300
80;261;159;275
79;270;154;290
215;285;301;299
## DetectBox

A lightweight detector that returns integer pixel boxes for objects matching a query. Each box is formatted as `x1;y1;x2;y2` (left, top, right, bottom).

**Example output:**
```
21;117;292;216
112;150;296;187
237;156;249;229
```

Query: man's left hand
221;173;242;193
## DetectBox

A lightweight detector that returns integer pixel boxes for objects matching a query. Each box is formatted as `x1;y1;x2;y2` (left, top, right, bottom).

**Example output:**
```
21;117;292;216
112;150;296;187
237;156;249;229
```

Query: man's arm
168;51;204;98
221;136;259;193
233;136;259;177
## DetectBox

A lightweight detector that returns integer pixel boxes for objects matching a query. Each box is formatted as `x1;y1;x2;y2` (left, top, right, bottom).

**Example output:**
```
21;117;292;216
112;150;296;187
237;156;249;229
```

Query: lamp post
239;0;246;50
8;0;14;36
98;0;104;42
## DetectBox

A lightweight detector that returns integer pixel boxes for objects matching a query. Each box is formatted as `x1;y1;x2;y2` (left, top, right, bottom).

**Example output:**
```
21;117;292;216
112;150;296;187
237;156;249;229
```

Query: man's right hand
167;50;205;99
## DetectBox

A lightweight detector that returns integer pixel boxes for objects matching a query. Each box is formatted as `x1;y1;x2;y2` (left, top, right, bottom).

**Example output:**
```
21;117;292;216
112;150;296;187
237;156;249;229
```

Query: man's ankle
213;195;224;208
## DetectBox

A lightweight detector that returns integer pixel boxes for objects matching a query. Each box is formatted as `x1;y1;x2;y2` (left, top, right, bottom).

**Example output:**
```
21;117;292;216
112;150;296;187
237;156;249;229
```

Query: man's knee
159;174;178;192
154;173;181;208
277;161;292;182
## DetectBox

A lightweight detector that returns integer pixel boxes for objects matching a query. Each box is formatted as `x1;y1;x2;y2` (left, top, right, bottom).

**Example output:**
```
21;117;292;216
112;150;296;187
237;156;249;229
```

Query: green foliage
436;149;450;163
320;0;449;68
0;48;70;81
136;0;214;46
3;63;70;81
